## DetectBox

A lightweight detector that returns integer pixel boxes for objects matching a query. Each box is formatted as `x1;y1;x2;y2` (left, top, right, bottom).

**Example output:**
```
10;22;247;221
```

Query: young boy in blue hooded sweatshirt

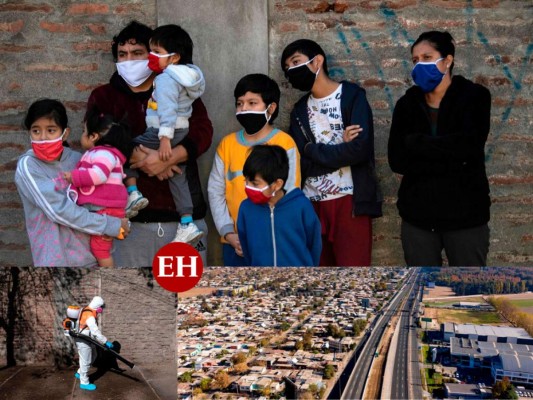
237;145;321;266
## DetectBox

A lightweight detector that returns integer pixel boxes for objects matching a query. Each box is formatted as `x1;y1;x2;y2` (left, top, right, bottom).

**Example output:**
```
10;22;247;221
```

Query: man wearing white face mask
281;39;382;267
86;21;213;266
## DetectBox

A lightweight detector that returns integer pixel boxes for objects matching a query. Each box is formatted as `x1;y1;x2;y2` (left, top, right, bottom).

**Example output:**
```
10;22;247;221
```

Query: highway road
409;281;424;399
335;269;419;400
390;273;420;399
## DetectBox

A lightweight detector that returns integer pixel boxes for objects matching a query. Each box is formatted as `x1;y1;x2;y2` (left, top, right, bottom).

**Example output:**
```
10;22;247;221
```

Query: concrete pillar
157;0;268;265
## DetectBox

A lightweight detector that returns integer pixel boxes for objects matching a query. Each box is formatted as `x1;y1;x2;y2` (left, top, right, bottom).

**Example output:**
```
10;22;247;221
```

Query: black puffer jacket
388;75;491;231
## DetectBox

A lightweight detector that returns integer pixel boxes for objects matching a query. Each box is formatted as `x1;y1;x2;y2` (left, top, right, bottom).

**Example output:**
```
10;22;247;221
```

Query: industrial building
442;323;533;345
449;336;533;386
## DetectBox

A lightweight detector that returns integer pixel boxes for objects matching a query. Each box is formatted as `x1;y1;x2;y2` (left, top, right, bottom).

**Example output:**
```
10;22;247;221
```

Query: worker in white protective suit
74;296;114;391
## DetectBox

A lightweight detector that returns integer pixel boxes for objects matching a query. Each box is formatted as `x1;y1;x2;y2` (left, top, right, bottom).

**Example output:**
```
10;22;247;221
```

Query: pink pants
90;207;125;260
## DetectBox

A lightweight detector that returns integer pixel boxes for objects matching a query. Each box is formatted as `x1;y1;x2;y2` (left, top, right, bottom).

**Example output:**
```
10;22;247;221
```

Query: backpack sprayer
63;305;135;369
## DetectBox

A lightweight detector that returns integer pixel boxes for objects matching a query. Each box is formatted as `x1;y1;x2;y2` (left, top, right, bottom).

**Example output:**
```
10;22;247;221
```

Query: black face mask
236;107;271;135
285;57;318;92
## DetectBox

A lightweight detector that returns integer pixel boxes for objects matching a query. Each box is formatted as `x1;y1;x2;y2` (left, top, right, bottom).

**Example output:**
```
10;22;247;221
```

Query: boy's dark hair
150;24;193;64
112;20;153;61
243;145;288;188
281;39;329;76
24;98;68;131
234;74;281;123
412;31;455;74
85;107;134;160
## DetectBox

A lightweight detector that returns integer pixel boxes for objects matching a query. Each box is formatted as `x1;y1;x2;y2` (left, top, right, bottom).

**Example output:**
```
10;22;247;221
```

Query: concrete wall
0;268;176;367
0;1;531;266
158;0;269;265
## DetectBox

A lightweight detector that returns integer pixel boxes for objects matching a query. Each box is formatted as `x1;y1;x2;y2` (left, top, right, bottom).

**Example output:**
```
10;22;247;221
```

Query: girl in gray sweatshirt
15;99;128;266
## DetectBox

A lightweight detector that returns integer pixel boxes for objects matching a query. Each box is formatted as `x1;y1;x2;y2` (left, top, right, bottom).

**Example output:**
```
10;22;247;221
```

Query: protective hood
165;64;205;100
88;296;104;309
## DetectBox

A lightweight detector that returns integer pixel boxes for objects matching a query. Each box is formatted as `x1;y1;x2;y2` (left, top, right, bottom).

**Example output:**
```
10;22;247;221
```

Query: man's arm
131;98;213;177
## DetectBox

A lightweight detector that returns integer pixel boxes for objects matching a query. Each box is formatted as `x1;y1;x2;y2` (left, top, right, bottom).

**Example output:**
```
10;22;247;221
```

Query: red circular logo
152;242;203;293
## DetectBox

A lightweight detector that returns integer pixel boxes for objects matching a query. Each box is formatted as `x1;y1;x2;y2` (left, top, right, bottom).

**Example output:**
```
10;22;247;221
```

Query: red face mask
147;52;176;74
147;53;163;73
245;184;273;205
31;132;65;162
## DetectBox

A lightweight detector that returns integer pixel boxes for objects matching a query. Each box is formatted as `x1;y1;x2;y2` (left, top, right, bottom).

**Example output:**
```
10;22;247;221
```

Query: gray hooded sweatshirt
15;147;121;266
145;63;206;139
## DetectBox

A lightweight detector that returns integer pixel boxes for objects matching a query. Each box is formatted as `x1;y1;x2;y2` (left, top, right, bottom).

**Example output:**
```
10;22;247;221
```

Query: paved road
338;269;418;400
391;305;410;398
409;283;424;400
391;275;419;399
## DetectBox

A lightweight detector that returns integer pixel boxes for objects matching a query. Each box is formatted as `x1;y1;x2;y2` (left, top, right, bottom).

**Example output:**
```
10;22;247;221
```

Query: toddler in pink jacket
64;108;133;266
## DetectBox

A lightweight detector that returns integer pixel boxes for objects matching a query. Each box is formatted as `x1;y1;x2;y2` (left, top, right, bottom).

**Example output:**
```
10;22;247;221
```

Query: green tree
178;370;192;382
323;364;335;379
280;321;291;331
492;377;518;399
303;328;314;350
212;371;230;390
234;362;248;374
199;378;212;392
353;319;367;337
309;383;319;394
231;352;247;365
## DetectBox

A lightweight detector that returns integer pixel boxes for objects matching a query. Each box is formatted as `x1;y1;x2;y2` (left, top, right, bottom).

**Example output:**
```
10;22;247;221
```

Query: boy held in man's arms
125;24;205;244
237;145;321;266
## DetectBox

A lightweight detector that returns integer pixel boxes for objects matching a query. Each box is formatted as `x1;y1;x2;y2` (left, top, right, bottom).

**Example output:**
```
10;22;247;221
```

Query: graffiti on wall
326;2;531;160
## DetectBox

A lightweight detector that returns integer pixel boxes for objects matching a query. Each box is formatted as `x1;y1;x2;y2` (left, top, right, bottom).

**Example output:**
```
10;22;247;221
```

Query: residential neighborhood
177;267;406;399
178;267;533;400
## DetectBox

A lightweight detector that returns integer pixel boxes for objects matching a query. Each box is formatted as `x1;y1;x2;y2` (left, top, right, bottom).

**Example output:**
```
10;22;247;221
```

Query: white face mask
116;60;152;87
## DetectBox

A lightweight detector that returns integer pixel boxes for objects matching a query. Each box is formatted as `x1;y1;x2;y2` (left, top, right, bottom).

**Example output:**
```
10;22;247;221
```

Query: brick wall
0;0;157;266
0;1;531;265
0;268;176;367
269;0;532;265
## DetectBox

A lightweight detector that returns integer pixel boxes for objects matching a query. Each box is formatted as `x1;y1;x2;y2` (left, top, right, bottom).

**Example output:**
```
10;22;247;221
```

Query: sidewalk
0;363;175;400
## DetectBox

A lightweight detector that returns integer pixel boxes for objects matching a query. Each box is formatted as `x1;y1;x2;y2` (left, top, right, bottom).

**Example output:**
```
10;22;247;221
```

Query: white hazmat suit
74;296;108;386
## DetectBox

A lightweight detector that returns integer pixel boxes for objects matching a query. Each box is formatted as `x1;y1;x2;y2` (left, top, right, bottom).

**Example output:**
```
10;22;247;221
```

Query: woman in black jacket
388;31;491;266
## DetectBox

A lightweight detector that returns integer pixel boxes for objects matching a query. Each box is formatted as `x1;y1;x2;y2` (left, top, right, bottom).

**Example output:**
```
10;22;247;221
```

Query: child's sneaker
125;190;149;219
172;222;203;244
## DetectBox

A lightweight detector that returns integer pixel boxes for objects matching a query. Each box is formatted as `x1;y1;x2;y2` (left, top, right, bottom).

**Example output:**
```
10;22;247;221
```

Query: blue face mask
411;58;445;93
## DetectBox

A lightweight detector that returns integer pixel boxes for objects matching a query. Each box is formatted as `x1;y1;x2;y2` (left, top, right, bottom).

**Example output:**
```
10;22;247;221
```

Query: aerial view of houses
177;267;533;399
177;267;403;399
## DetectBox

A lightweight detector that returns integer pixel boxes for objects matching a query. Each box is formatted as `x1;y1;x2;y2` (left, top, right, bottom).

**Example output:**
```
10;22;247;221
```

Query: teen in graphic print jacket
289;80;383;218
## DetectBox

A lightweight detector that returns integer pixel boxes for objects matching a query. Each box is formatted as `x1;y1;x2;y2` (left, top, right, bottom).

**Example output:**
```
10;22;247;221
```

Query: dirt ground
178;287;216;299
364;313;398;400
424;287;533;302
423;286;455;299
